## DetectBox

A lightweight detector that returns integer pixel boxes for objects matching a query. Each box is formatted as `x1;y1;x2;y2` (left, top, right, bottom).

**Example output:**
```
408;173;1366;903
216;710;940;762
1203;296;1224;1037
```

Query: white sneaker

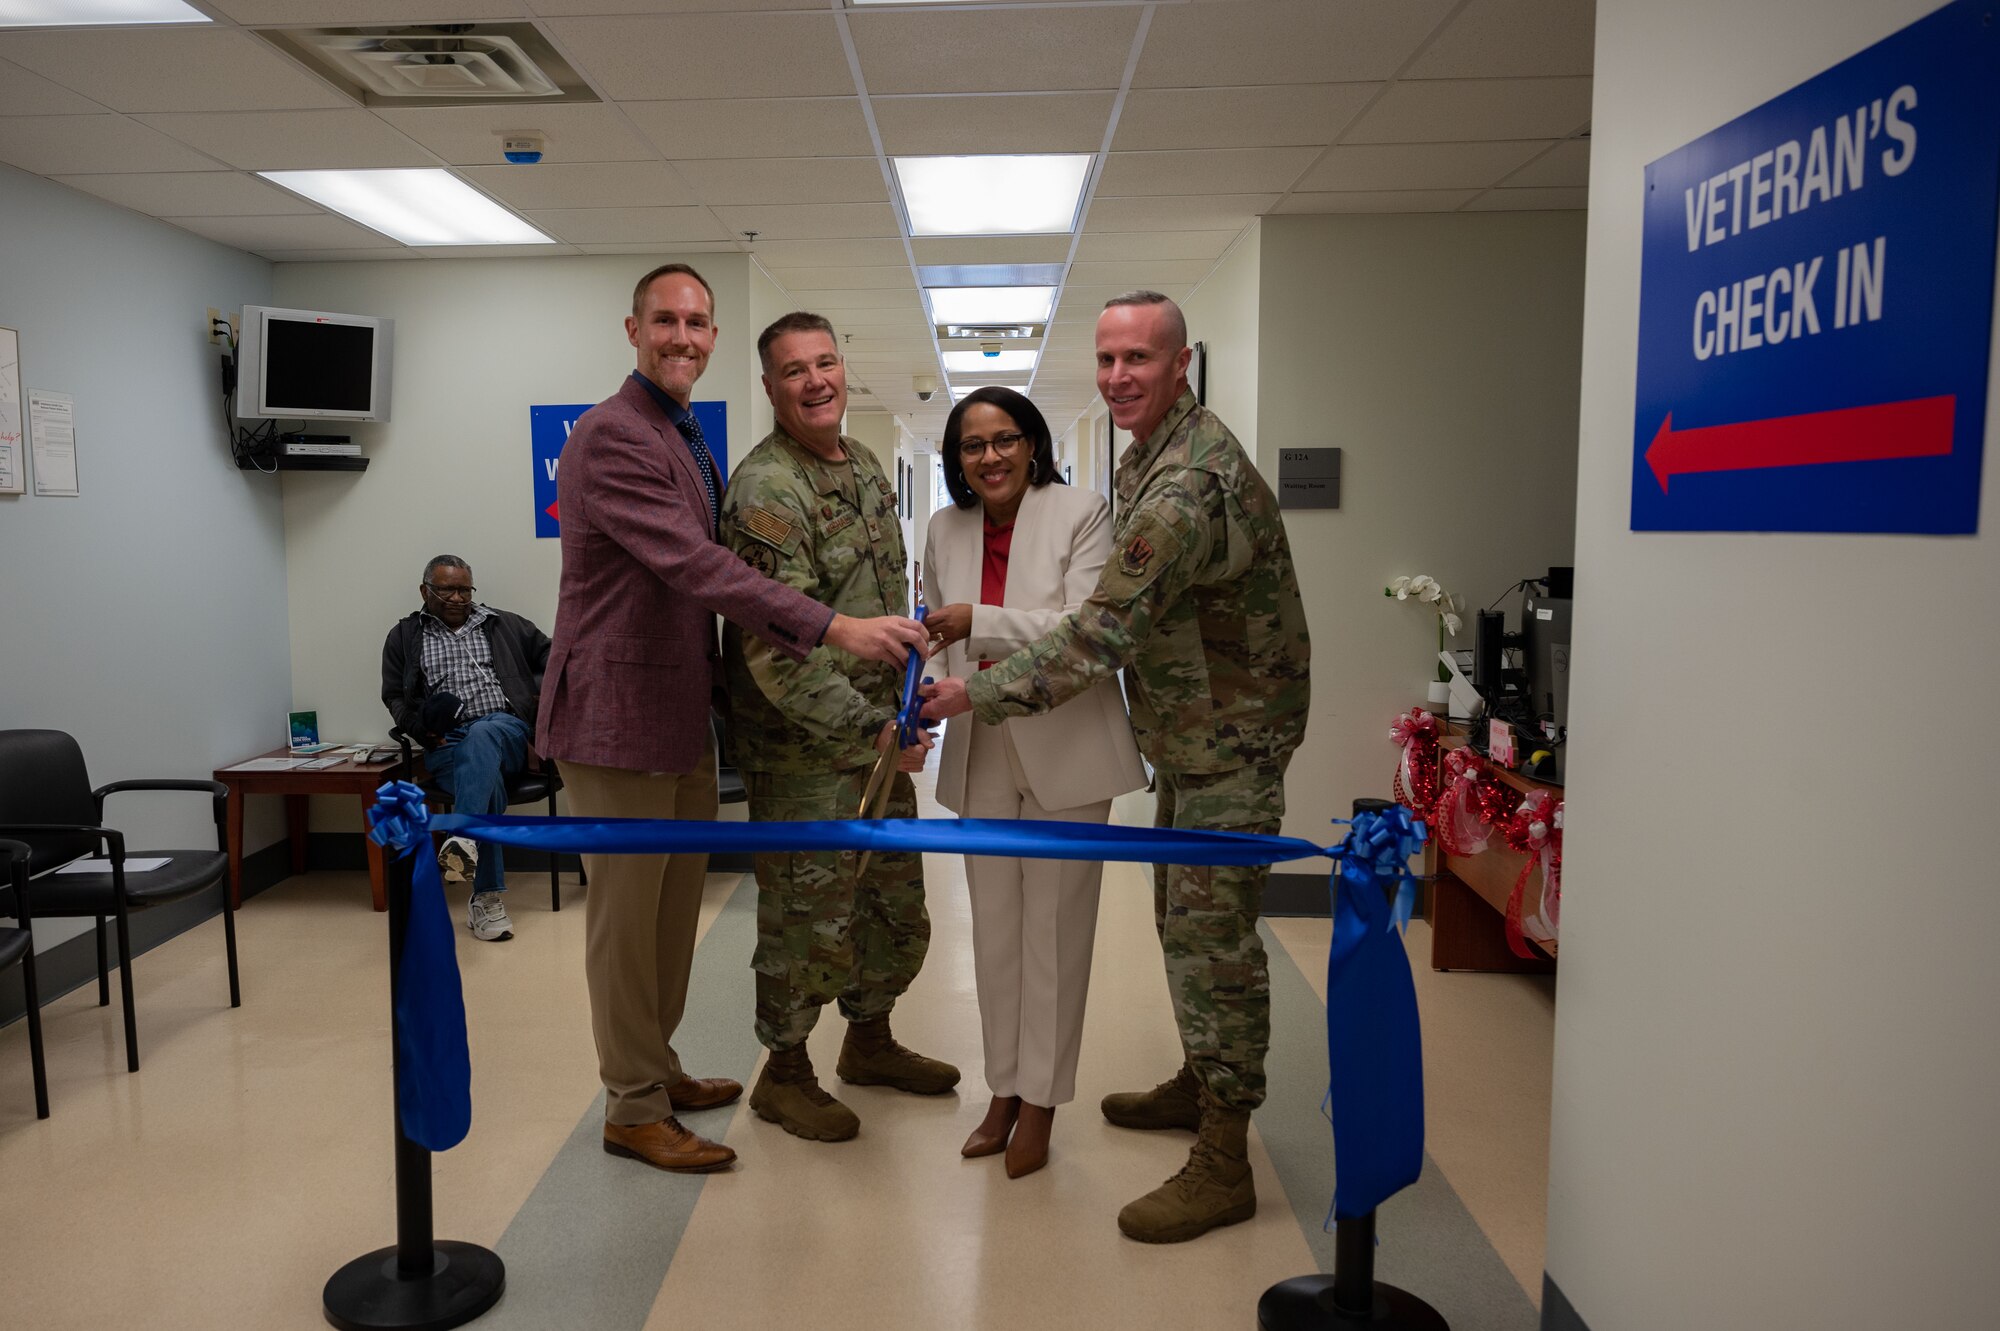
468;891;514;942
438;836;478;885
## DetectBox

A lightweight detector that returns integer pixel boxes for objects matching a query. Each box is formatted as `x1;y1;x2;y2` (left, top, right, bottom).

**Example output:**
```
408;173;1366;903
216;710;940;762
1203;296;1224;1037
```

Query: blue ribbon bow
366;780;473;1153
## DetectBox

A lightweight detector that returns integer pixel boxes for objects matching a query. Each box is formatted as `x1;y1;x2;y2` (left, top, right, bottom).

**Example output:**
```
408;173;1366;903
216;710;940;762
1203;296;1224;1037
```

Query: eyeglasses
425;583;476;601
958;431;1027;462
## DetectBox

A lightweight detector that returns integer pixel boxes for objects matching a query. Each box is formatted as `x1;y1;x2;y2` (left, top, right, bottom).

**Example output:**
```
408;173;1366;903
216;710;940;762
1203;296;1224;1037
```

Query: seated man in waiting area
381;554;551;942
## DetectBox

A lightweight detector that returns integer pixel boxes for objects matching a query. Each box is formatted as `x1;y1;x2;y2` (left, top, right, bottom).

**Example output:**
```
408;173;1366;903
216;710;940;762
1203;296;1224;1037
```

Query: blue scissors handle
896;604;928;748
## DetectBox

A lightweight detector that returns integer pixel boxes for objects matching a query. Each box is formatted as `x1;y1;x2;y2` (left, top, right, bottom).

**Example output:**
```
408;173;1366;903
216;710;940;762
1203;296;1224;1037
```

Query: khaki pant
961;720;1111;1107
559;743;718;1127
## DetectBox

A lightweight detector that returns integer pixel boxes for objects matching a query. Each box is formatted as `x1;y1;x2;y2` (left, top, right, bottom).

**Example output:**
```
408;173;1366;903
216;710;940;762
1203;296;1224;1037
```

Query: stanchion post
323;847;505;1331
1255;799;1448;1331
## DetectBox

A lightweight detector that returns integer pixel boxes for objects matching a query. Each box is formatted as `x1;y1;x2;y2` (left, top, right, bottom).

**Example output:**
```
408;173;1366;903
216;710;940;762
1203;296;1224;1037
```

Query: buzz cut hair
758;311;839;372
423;554;469;583
1103;289;1188;350
631;262;716;317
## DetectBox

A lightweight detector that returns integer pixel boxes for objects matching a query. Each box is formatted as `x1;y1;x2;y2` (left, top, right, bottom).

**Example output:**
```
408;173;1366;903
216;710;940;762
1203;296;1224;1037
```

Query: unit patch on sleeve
741;543;779;577
1119;534;1156;576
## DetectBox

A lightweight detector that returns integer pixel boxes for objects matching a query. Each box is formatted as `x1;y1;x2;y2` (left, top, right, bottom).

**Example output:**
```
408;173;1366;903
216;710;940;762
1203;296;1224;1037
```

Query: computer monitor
1523;592;1571;735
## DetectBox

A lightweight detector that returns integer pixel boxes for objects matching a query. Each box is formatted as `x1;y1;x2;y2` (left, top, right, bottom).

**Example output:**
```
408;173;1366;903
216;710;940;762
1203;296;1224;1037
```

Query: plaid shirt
419;604;511;724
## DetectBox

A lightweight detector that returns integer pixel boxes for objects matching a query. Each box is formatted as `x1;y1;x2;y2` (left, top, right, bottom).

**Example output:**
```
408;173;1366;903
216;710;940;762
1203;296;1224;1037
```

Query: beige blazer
924;481;1147;814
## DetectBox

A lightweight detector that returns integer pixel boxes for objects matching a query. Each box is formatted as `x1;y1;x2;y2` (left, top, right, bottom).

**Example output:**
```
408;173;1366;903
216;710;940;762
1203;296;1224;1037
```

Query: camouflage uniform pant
747;765;928;1052
1152;758;1289;1112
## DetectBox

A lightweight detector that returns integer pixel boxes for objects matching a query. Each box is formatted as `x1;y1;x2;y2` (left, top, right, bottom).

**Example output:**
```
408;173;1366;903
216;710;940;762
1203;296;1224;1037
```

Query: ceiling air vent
257;24;599;108
944;324;1039;340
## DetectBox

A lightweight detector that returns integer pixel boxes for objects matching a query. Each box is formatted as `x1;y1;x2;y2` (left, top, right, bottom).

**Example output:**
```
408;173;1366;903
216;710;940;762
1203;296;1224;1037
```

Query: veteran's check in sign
1632;0;2000;534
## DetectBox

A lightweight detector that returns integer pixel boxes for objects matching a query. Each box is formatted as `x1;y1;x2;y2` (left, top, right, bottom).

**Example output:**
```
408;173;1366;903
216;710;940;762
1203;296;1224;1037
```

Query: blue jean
425;710;531;895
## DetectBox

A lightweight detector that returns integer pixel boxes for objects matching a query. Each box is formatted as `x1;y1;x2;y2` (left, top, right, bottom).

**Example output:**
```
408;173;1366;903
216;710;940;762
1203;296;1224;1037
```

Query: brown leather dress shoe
603;1118;736;1173
962;1095;1019;1158
670;1076;745;1111
1006;1102;1054;1179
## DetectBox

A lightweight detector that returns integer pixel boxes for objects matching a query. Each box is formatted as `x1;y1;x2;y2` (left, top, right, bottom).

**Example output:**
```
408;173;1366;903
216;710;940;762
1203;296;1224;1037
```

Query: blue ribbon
424;805;1428;1220
366;781;473;1154
1324;806;1428;1220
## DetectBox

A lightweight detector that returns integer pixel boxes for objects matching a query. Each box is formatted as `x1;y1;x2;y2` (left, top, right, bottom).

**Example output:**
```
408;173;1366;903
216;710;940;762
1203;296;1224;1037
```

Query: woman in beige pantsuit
923;387;1147;1179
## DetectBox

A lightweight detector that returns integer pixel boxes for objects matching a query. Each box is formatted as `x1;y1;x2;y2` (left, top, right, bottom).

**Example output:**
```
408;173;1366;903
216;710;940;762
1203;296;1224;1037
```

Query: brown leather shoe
670;1076;744;1111
961;1095;1019;1158
1006;1101;1054;1179
603;1118;736;1173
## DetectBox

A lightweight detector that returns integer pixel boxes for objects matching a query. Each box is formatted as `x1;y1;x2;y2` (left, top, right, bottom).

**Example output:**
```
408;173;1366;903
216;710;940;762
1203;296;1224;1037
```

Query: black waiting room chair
392;727;582;912
0;729;240;1074
0;840;51;1119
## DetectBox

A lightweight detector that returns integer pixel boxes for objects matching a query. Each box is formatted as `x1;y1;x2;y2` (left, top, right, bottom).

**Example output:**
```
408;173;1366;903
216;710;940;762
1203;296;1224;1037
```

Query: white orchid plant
1386;575;1464;682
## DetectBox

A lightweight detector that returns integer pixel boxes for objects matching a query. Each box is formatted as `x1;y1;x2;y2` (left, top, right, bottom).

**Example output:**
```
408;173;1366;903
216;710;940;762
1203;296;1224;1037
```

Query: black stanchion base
1258;1275;1449;1329
324;1242;505;1331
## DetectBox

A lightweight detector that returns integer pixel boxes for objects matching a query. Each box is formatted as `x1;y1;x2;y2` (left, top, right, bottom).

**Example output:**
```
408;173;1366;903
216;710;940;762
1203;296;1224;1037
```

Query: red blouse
978;514;1014;670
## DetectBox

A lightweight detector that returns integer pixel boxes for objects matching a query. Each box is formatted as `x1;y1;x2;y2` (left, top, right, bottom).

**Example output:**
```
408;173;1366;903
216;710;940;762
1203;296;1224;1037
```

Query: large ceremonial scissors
855;565;931;872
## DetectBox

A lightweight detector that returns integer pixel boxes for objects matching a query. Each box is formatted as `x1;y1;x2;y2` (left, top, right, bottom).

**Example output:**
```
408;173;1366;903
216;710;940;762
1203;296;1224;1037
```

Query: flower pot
1425;680;1450;715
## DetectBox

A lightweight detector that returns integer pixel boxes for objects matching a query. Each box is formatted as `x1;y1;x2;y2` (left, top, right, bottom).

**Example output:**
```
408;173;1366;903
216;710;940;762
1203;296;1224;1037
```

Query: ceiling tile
1295;140;1549;192
1274;189;1477;214
1135;0;1456;88
411;243;584;258
1096;147;1318;198
458;161;695;210
1464;186;1589;210
543;12;850;101
1084;194;1276;232
713;202;899;240
1345;77;1593;144
850;7;1138;95
164;212;399;255
0;28;348;115
1113;84;1378;151
262;248;428;262
51;170;321;218
1072;229;1241;262
1502;137;1590;188
793;289;922;311
531;0;805;11
1065;259;1214;287
872;93;1113;156
135;110;434;170
749;238;908;267
0;115;219;174
675;156;887;206
624;98;874;160
910;236;1072;265
208;2;528;19
1405;0;1597;79
573;241;744;254
0;56;103;116
523;206;731;244
377;104;656;166
768;266;915;291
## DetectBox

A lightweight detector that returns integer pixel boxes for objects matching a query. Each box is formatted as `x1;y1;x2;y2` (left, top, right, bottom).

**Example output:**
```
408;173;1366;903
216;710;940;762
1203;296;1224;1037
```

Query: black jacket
381;607;551;749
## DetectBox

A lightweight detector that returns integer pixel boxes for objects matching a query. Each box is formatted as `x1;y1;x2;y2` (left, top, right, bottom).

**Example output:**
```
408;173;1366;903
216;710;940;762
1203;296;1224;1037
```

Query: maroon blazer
537;375;833;774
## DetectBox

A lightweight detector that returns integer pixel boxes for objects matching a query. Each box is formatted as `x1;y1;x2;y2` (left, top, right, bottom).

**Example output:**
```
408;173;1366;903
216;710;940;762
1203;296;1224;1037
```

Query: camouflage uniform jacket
722;427;906;774
965;390;1309;774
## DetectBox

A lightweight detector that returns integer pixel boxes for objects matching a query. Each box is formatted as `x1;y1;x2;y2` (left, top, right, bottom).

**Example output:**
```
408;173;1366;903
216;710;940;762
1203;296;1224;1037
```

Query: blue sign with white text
530;400;728;539
1633;0;2000;533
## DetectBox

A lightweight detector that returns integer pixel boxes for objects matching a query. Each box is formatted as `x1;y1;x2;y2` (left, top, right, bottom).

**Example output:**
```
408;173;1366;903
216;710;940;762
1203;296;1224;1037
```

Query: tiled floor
0;771;1553;1330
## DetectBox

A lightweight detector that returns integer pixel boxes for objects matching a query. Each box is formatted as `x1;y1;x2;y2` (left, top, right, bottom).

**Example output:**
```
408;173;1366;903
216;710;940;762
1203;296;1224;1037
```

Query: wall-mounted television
236;305;394;422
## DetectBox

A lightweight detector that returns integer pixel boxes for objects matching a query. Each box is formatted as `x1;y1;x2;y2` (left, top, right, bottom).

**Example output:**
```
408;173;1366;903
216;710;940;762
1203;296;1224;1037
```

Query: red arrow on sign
1645;395;1955;493
545;499;559;521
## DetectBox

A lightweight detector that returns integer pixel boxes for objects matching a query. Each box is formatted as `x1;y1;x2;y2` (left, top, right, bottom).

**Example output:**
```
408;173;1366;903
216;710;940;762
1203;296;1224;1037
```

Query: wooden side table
214;749;406;912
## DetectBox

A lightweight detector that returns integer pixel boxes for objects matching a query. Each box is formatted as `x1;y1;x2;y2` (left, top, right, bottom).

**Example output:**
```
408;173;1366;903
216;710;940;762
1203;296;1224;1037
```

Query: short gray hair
758;311;838;372
423;554;470;583
1103;289;1187;349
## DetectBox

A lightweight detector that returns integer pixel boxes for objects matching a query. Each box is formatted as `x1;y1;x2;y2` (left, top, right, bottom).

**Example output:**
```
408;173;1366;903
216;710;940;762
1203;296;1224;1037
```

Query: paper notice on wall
28;389;77;496
0;326;21;495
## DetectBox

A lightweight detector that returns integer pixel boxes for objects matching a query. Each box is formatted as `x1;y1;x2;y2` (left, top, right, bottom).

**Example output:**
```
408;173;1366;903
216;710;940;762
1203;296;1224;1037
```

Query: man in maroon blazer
538;263;926;1174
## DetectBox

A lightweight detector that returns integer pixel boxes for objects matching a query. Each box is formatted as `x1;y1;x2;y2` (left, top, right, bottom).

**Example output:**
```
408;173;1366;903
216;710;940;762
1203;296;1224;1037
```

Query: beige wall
1182;220;1262;458
746;259;787;444
1237;212;1586;844
1546;1;2000;1326
271;253;760;829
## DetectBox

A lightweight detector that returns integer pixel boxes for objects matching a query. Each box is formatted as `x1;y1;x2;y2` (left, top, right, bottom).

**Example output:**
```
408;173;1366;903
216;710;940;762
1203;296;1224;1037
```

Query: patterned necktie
679;412;720;532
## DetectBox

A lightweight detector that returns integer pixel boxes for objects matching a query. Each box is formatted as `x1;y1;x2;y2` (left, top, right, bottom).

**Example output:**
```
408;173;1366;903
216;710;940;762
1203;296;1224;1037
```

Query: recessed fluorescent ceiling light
950;386;980;402
927;286;1055;325
0;0;208;23
259;169;553;247
894;155;1091;237
941;350;1038;375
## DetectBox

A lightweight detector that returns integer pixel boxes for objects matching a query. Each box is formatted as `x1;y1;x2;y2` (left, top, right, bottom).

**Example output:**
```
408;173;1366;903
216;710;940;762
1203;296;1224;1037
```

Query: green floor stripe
1259;920;1540;1329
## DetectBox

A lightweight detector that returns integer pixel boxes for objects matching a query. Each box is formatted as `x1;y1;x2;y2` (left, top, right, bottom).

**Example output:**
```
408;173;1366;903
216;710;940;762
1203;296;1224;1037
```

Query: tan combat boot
1100;1064;1203;1132
836;1015;961;1094
1116;1097;1257;1243
749;1045;860;1142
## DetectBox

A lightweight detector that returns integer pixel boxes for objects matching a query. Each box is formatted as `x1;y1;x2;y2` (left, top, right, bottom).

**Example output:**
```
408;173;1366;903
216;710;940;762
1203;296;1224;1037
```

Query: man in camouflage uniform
923;291;1309;1242
721;311;959;1143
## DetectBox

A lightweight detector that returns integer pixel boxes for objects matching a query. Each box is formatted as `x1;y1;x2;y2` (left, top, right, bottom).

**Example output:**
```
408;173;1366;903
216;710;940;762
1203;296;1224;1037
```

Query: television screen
266;318;374;414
